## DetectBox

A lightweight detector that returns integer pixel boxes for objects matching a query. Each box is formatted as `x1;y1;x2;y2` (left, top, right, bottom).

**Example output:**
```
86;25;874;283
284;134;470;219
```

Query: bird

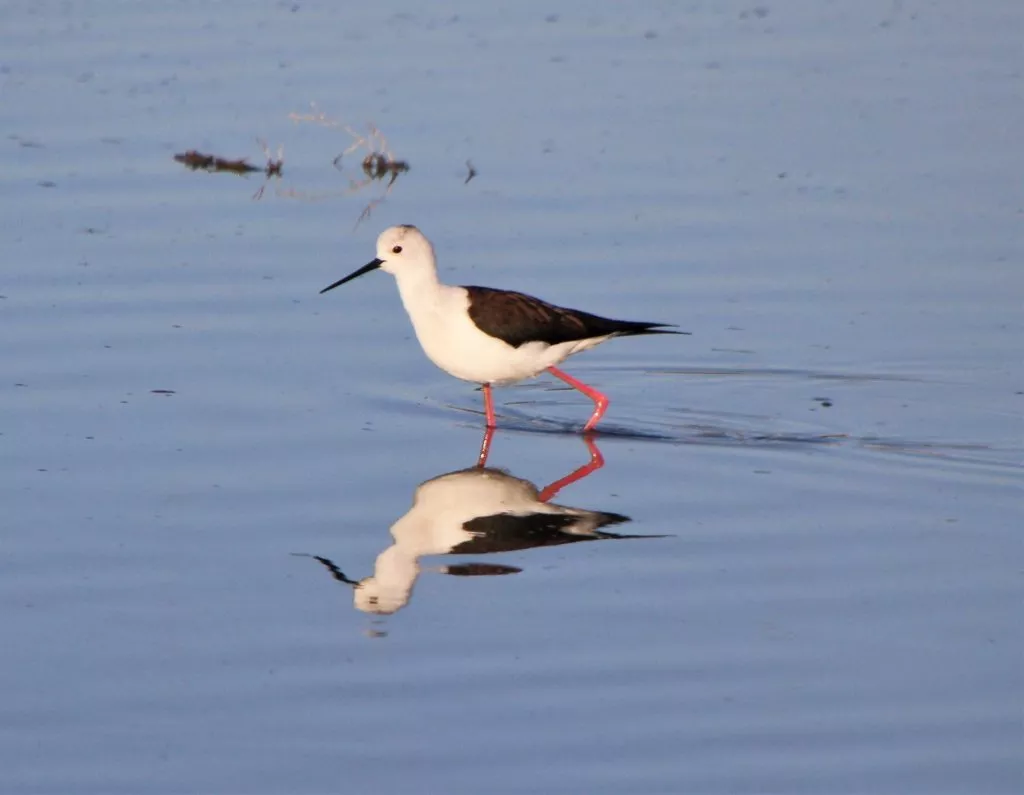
320;225;686;431
295;459;663;616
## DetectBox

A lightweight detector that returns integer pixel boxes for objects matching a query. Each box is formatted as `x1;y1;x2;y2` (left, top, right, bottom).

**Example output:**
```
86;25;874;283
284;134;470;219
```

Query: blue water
2;2;1021;793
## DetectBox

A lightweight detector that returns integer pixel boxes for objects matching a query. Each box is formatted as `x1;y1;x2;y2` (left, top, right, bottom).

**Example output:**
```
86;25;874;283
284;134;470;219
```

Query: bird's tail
615;321;690;337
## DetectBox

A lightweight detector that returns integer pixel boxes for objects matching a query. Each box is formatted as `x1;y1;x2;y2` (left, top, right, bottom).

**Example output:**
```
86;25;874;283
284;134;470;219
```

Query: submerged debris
331;122;409;227
174;149;280;176
356;151;410;185
286;106;410;228
174;140;283;199
174;150;255;174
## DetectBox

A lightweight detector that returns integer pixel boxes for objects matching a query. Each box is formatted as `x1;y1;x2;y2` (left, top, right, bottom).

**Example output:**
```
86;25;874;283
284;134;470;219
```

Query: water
2;2;1021;793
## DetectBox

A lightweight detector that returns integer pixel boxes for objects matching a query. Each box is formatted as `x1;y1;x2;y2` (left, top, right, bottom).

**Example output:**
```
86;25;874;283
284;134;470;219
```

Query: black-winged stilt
321;225;686;431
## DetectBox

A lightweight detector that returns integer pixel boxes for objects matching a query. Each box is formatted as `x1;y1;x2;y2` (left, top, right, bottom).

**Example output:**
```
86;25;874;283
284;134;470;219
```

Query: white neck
394;263;448;321
361;544;419;612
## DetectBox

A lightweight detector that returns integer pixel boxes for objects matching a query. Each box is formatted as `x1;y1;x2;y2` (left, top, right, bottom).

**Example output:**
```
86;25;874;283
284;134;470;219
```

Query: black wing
452;510;633;554
465;286;682;348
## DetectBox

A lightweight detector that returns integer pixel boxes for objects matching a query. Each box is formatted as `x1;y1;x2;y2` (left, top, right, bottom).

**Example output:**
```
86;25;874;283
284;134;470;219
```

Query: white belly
399;284;602;384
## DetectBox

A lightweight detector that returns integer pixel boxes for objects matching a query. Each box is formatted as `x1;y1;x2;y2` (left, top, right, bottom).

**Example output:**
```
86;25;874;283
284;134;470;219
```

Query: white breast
397;283;587;384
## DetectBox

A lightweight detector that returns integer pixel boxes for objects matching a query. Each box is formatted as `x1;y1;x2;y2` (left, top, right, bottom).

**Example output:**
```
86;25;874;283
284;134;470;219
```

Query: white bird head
352;576;411;615
320;224;435;293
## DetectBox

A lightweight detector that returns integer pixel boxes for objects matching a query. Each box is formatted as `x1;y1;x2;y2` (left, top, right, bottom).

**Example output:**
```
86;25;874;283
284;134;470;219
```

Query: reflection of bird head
353;575;413;616
350;544;418;616
292;553;417;616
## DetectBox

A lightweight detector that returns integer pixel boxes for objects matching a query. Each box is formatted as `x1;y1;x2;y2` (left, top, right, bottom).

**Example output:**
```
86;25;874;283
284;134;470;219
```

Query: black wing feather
453;510;632;554
465;286;683;348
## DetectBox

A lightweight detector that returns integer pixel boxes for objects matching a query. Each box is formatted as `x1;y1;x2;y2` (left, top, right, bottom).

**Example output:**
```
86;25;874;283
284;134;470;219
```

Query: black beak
319;257;383;294
292;553;361;587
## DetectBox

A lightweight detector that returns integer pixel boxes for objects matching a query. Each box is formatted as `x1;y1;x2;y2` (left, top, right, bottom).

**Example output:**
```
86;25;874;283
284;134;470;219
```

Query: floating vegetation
173;145;282;178
173;139;283;199
353;150;410;186
172;104;471;225
286;106;411;228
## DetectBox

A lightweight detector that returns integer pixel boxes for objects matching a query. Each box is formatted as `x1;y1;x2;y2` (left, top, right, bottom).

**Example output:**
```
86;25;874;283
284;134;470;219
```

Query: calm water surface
2;1;1021;793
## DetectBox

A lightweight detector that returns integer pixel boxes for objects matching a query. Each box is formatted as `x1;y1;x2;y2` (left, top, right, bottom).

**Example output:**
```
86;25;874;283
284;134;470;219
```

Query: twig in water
252;138;284;199
173;139;284;200
288;108;410;228
174;150;262;175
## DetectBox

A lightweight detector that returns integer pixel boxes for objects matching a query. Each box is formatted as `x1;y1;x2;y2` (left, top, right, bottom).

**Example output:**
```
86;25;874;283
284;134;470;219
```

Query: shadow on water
294;430;668;630
426;366;1023;469
448;402;846;449
433;409;1022;471
630;365;924;382
475;410;1020;470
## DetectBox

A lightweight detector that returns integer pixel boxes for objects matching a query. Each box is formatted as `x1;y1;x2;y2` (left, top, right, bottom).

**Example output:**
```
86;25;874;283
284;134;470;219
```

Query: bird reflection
297;430;664;617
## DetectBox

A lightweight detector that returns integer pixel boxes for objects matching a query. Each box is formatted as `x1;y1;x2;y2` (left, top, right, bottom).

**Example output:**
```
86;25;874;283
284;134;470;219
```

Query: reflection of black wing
444;563;523;576
454;511;633;554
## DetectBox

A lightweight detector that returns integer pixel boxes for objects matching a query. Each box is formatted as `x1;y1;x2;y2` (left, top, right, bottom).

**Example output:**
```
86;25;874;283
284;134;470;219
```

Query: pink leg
538;436;605;502
482;383;496;428
476;425;495;468
547;366;609;432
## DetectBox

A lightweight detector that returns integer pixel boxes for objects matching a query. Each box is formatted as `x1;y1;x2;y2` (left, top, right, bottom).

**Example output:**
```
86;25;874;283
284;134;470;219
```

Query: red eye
392;245;403;254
